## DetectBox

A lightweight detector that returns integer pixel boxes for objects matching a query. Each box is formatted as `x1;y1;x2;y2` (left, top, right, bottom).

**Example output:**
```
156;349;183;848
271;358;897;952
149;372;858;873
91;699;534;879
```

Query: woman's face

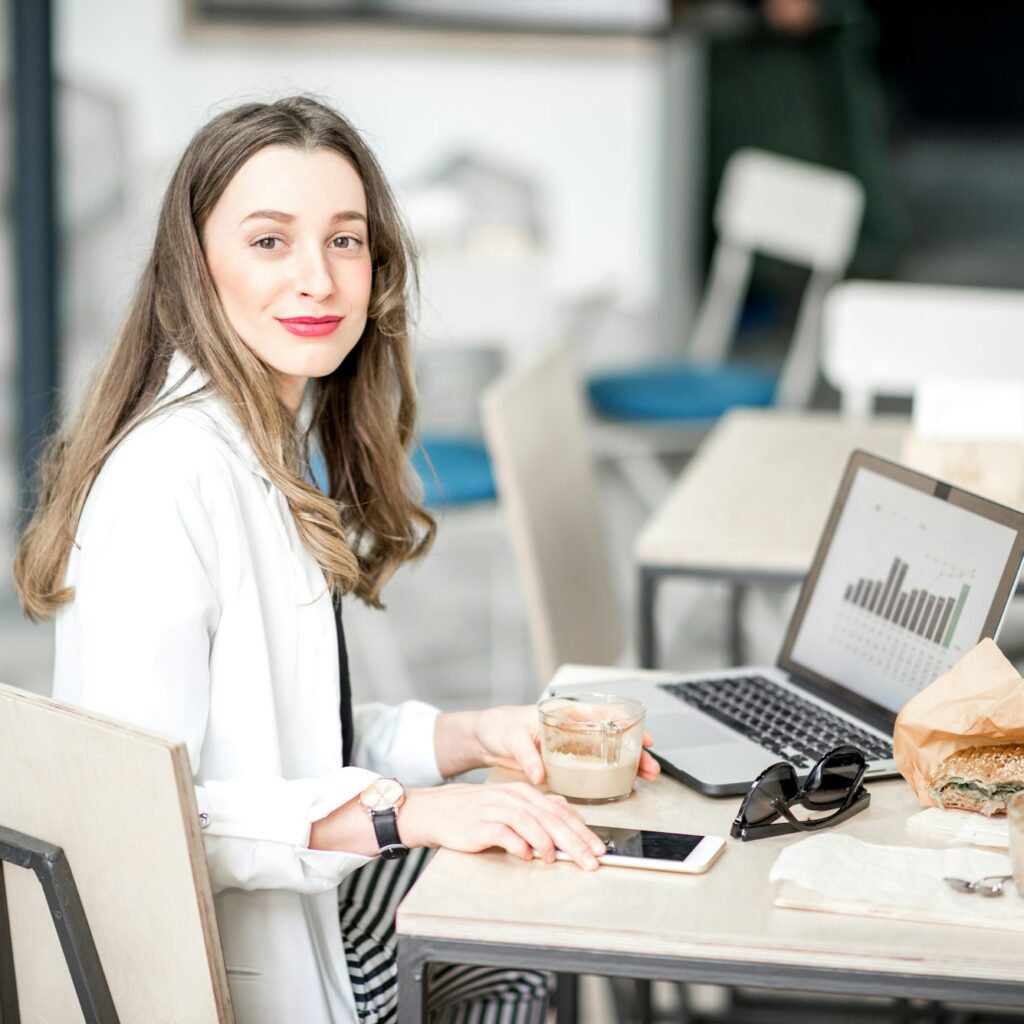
203;144;373;413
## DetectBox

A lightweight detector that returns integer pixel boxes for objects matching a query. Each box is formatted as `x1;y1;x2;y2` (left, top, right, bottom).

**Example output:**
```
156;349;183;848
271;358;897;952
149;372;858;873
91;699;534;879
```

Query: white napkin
770;834;1024;932
907;807;1010;850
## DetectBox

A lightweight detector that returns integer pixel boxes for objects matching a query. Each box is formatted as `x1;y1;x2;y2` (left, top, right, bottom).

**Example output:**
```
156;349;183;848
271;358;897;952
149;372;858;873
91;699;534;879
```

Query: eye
253;236;281;251
331;235;362;251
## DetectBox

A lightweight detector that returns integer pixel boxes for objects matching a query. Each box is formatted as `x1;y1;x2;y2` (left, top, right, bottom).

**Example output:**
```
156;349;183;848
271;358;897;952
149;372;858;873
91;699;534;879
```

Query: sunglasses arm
770;793;870;833
770;797;830;832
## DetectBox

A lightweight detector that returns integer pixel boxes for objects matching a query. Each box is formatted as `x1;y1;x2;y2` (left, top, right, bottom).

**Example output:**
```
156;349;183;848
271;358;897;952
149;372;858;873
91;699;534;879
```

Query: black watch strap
370;808;409;860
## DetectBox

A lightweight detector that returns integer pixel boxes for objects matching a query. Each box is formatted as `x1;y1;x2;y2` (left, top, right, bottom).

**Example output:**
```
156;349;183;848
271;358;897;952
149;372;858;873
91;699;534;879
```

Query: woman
13;96;659;1023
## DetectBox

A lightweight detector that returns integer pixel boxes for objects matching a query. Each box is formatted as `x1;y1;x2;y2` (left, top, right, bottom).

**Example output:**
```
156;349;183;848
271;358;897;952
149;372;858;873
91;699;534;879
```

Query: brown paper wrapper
893;638;1024;807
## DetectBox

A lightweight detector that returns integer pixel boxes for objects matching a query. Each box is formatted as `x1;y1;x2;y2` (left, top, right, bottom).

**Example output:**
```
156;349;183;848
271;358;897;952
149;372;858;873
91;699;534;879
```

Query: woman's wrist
396;788;437;849
309;786;434;854
308;796;379;856
433;709;486;778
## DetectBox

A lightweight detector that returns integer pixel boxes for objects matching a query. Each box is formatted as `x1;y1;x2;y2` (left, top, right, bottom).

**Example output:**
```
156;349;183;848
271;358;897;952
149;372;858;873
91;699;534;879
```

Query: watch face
361;778;405;812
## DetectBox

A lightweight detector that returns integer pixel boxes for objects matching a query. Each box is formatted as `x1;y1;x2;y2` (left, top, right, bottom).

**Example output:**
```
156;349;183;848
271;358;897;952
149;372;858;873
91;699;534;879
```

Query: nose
295;244;335;303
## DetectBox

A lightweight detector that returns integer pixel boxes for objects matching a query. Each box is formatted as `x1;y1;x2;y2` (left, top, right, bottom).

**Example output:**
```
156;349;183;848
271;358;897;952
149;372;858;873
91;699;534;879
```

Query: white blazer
53;350;443;1024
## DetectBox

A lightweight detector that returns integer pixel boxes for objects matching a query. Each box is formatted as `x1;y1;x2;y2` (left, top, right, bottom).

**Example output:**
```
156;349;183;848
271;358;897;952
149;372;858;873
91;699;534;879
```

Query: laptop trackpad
647;711;739;747
656;740;776;790
648;712;777;790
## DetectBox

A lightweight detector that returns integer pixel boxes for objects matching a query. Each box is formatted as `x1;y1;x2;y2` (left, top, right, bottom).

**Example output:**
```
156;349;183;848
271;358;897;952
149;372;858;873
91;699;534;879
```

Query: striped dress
334;603;551;1023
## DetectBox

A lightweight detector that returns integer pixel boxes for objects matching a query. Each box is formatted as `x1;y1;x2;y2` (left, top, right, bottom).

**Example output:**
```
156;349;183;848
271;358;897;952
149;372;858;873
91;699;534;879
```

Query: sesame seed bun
929;743;1024;816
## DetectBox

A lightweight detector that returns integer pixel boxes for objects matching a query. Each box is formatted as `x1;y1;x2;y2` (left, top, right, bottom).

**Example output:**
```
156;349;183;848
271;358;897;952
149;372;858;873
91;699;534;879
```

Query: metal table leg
397;934;429;1023
639;566;659;669
555;973;578;1024
728;583;747;666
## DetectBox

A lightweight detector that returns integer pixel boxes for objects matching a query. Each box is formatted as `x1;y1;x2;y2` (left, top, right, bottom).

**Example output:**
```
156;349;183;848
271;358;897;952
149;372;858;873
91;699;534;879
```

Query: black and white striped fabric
339;846;552;1023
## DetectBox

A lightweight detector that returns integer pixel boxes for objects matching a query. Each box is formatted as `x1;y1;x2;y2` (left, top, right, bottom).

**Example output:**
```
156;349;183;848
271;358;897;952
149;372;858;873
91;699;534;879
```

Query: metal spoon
943;874;1013;896
975;875;1014;897
944;876;977;893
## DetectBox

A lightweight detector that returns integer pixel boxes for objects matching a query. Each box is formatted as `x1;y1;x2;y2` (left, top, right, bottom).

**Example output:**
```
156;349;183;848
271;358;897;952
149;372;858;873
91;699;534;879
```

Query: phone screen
592;825;704;863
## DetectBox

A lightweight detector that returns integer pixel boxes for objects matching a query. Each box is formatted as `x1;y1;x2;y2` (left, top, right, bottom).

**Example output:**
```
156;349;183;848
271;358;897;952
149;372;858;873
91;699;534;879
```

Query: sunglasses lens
743;763;799;825
804;747;865;808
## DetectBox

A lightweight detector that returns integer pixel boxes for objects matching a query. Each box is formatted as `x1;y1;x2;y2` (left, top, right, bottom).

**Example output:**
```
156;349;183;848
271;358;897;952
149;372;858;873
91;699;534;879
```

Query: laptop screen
779;452;1024;721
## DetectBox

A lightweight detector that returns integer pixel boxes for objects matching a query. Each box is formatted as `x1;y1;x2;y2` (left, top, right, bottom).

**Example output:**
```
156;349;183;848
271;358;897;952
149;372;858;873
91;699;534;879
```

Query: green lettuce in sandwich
930;743;1024;816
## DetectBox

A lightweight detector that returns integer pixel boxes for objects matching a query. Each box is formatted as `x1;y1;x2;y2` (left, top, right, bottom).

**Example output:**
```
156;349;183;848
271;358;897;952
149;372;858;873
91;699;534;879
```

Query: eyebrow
239;209;368;227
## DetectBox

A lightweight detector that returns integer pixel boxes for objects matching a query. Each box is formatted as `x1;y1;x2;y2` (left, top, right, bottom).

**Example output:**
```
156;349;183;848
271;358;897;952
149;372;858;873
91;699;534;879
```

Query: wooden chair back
0;682;231;1022
482;346;624;684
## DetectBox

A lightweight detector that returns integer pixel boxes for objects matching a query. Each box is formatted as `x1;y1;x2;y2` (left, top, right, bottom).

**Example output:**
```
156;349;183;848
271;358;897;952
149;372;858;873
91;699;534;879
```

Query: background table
396;665;1024;1023
634;408;908;667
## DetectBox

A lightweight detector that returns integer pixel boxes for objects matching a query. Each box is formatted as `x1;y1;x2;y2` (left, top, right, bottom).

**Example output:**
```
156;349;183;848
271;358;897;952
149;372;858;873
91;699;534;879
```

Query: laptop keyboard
658;675;893;767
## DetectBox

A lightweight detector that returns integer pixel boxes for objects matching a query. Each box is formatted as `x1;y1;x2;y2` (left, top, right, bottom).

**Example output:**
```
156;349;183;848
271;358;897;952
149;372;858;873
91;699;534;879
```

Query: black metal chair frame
0;824;119;1024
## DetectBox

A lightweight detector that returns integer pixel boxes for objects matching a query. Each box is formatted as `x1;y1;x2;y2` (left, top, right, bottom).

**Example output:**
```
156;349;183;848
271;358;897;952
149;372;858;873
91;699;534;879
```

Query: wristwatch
358;778;409;860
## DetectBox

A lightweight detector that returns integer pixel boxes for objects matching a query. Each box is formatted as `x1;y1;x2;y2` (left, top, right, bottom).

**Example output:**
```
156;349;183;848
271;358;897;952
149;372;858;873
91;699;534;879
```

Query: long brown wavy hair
14;95;434;620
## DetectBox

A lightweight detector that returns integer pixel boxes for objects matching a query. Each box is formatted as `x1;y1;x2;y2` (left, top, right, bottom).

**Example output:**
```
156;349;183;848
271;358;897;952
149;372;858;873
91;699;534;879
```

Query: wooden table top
398;665;1024;989
634;409;907;578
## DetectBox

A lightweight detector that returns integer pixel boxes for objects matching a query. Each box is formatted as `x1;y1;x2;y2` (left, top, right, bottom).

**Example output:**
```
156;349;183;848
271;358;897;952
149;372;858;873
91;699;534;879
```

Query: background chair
821;279;1024;419
587;148;865;507
482;344;646;1021
821;277;1024;663
481;344;624;687
412;248;550;511
410;248;561;708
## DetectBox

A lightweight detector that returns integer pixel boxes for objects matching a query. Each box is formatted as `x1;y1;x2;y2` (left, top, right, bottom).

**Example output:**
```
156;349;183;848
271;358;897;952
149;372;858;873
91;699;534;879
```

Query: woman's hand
434;705;662;785
400;782;607;869
470;705;549;783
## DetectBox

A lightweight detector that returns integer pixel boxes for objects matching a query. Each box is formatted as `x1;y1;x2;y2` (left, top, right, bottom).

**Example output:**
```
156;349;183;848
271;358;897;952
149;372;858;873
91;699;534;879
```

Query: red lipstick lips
277;316;343;338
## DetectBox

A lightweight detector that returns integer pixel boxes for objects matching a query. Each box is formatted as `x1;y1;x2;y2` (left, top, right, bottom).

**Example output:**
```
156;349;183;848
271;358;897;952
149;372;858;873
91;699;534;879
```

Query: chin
287;344;359;380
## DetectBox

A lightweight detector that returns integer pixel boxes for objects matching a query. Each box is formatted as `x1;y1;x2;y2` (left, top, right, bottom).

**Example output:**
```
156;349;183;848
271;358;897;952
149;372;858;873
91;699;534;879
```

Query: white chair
821;279;1024;657
587;148;865;507
411;249;562;708
398;191;570;704
822;279;1024;419
481;346;624;686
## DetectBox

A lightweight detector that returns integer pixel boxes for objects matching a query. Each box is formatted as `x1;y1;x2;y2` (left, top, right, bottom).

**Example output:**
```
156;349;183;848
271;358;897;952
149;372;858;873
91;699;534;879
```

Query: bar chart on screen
831;554;979;698
791;465;1019;712
842;556;970;650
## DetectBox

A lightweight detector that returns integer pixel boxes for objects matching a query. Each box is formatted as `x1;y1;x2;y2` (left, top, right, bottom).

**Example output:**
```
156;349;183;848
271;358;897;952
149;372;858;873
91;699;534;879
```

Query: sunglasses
730;744;870;842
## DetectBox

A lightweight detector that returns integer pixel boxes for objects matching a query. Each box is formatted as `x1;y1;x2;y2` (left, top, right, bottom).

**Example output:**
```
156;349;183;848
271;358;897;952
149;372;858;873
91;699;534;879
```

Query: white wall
56;0;664;319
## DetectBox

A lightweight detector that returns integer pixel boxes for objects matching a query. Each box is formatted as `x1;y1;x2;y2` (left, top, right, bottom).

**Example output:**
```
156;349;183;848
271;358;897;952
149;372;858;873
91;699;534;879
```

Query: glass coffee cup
537;693;646;803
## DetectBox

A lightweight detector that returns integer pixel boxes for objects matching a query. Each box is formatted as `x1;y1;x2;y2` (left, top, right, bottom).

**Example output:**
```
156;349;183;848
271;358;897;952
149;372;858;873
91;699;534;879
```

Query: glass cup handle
602;721;622;765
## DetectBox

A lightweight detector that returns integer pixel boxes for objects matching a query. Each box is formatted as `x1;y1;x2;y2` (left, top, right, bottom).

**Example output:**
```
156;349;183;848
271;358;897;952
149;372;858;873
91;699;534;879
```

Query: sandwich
929;743;1024;816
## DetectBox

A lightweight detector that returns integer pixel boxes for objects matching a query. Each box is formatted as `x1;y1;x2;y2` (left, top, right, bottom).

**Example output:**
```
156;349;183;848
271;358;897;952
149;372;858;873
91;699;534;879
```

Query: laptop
552;450;1024;797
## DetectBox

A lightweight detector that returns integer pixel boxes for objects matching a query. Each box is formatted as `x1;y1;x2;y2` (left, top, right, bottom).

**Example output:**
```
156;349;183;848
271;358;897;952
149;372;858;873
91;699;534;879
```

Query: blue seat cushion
587;361;777;423
310;439;495;508
413;436;496;508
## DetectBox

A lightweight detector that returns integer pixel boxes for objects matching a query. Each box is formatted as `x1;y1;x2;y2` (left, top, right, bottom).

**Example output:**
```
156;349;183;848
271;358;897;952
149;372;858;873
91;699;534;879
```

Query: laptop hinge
783;671;896;736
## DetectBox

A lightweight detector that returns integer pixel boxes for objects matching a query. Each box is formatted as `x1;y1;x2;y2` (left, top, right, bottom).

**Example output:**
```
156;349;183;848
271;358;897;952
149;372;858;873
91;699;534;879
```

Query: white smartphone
546;825;727;874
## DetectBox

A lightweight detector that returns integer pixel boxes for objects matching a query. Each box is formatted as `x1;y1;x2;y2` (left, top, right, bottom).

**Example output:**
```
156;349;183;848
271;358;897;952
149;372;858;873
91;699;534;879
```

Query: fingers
487;785;602;870
543;794;607;859
638;748;661;780
508;728;545;785
528;804;603;871
638;733;661;780
500;805;563;865
423;783;608;871
508;785;604;868
486;823;533;862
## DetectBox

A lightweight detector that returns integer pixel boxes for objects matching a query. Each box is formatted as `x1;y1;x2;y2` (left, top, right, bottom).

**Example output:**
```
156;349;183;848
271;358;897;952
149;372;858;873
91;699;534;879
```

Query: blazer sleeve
352;701;444;786
195;769;379;894
60;435;376;895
